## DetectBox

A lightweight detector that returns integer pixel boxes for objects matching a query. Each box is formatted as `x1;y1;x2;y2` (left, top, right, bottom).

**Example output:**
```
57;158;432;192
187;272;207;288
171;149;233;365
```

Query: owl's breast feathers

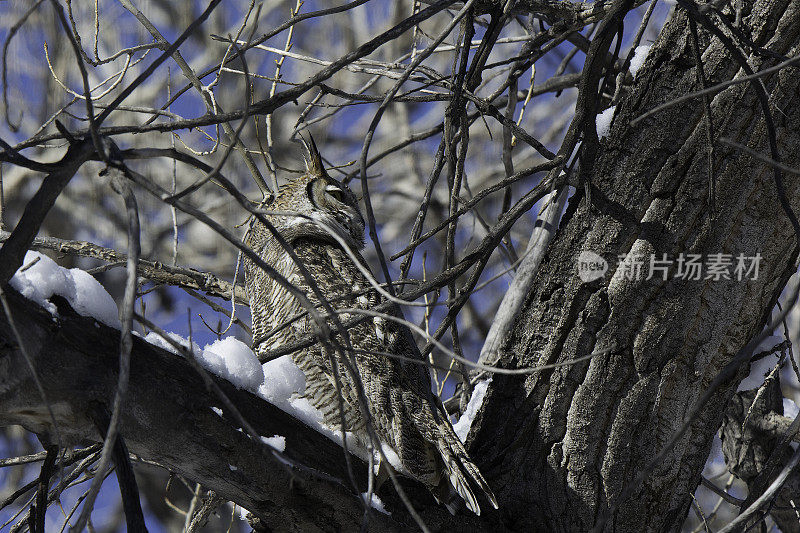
244;232;497;515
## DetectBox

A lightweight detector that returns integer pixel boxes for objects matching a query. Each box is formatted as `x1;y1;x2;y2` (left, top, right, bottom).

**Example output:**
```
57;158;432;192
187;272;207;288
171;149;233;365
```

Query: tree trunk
470;0;800;530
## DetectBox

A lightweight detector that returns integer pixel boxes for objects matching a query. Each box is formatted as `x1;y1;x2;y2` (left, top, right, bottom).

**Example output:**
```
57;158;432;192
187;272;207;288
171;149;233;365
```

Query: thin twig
71;170;141;533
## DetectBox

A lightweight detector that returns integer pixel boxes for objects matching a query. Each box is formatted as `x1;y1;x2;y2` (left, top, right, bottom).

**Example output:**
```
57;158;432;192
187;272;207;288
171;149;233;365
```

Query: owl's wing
284;239;376;435
278;240;498;514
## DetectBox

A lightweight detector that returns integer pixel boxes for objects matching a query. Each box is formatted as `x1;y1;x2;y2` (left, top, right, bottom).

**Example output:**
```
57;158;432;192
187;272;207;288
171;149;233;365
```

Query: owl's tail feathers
434;425;499;516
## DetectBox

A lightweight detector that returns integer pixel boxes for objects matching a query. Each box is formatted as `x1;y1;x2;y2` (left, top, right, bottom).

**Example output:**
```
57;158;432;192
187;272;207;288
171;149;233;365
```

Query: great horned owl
243;138;497;515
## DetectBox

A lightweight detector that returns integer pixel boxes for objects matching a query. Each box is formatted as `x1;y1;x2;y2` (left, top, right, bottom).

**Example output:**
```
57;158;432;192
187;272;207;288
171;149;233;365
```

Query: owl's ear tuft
300;133;325;176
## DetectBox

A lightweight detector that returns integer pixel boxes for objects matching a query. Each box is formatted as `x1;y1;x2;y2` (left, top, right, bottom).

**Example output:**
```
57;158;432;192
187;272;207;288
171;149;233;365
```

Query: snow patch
146;333;265;392
258;355;366;456
361;492;390;515
453;379;491;442
258;355;307;406
596;106;616;139
261;435;286;452
144;331;199;355
378;443;403;474
258;356;330;434
10;251;120;328
629;45;652;78
198;337;265;390
211;407;223;417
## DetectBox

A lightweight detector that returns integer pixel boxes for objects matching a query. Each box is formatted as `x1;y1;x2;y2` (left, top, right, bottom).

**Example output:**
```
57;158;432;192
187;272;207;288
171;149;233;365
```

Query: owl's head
268;137;365;250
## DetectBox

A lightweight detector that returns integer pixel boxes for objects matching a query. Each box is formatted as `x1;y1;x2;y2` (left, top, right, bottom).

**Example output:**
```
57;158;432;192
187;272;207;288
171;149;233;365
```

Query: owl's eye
325;186;344;203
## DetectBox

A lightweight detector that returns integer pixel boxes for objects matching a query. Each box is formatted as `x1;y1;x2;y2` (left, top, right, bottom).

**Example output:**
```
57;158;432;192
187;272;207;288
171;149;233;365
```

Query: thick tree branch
0;288;499;532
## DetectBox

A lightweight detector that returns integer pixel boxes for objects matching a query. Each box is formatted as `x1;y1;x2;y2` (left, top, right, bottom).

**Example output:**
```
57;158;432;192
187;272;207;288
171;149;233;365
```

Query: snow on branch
0;284;497;531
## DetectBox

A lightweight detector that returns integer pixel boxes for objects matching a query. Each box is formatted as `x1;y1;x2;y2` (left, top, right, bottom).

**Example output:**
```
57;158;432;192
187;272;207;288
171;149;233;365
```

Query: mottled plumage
243;139;497;515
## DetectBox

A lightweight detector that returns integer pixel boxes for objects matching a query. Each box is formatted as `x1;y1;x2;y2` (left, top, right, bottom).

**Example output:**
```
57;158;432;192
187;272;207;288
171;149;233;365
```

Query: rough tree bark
470;0;800;531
